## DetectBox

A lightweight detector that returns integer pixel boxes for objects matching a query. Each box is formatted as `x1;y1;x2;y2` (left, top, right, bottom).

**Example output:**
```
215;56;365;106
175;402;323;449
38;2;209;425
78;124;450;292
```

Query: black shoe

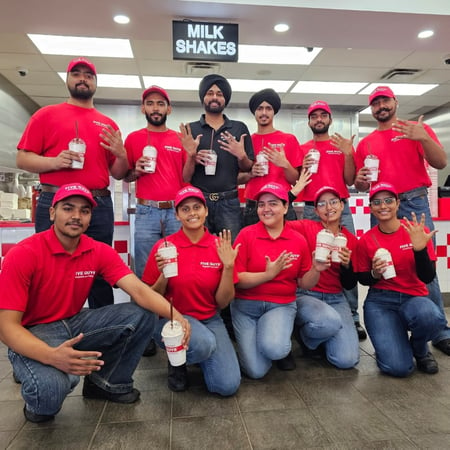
415;352;439;374
82;377;140;403
167;362;188;392
355;322;367;341
142;338;157;357
23;405;55;423
433;338;450;356
276;351;296;371
294;327;325;360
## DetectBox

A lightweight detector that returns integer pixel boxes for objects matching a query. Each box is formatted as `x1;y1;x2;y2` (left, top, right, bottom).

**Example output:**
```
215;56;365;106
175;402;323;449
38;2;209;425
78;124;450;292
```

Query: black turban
249;88;281;114
199;74;232;106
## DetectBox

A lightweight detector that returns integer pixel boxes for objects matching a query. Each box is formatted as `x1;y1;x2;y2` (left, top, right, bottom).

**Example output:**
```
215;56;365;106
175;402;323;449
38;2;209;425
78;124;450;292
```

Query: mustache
375;107;390;114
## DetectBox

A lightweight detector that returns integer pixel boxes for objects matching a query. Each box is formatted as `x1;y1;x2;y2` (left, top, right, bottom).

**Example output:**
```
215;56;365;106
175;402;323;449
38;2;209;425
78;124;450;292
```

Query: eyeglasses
316;198;341;209
370;197;396;206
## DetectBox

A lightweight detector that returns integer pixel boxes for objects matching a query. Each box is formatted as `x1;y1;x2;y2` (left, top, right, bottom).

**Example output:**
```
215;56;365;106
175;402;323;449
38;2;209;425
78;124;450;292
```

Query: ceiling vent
380;68;422;81
185;61;220;76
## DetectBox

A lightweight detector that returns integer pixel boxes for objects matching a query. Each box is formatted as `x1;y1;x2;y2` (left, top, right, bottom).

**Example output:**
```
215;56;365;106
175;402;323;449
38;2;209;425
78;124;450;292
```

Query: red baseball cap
255;182;288;202
67;57;97;75
368;86;395;105
52;183;97;208
314;186;341;205
307;100;332;117
369;182;398;201
142;85;171;104
174;186;206;208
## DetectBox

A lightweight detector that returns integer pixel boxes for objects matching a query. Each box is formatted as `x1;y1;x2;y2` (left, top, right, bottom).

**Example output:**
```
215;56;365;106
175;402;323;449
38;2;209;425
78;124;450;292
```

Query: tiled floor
1;309;450;450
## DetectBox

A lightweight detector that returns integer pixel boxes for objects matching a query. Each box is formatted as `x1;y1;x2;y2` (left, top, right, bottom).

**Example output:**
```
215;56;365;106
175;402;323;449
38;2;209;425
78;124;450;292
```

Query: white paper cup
364;155;379;182
161;320;186;366
375;248;396;279
204;150;217;175
308;149;320;174
143;145;157;173
158;244;178;278
69;138;86;169
331;233;348;263
315;229;334;262
256;152;269;175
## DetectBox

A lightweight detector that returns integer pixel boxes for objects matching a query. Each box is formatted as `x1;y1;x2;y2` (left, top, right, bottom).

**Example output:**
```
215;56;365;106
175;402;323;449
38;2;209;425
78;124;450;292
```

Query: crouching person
0;183;190;423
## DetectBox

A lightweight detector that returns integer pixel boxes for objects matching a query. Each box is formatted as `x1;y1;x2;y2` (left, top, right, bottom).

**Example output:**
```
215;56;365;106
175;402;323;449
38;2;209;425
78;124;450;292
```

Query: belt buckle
209;192;219;201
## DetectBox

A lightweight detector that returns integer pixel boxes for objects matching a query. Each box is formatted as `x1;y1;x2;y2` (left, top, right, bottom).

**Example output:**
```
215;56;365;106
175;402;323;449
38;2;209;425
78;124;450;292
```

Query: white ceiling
1;1;450;118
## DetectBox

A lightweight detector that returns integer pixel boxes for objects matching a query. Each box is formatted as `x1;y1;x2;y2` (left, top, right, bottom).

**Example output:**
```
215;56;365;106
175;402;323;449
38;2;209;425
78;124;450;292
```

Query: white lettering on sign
188;24;224;40
176;40;236;56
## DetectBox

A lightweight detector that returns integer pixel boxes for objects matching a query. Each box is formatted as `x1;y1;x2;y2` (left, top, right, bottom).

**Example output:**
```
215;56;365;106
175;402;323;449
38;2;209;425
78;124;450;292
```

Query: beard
310;123;330;135
204;101;225;114
68;83;95;100
145;112;167;126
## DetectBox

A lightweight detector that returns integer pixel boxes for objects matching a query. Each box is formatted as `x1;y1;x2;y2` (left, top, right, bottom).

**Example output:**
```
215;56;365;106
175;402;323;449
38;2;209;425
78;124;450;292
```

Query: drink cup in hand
315;229;334;262
256;152;269;176
308;149;320;174
364;154;379;182
161;320;186;366
158;242;178;278
204;149;217;175
143;145;157;173
69;138;86;169
331;233;347;263
375;247;396;279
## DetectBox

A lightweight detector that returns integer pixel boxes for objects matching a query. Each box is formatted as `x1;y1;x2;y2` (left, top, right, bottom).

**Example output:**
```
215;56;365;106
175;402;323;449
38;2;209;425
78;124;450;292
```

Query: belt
40;184;111;197
204;189;238;202
398;187;428;201
304;201;315;206
137;198;174;209
246;199;258;207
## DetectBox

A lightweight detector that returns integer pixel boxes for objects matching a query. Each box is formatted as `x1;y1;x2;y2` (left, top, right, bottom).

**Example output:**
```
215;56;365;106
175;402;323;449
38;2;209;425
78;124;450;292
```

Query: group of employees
0;56;448;423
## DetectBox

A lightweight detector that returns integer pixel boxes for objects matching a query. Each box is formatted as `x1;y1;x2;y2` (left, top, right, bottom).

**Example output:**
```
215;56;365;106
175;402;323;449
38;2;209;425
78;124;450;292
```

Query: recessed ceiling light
274;23;289;33
114;15;130;25
28;34;133;58
418;29;434;39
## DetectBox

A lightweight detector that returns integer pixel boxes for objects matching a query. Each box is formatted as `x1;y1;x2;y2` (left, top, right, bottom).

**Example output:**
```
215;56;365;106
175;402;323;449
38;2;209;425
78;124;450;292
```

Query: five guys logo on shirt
200;261;221;269
75;270;96;279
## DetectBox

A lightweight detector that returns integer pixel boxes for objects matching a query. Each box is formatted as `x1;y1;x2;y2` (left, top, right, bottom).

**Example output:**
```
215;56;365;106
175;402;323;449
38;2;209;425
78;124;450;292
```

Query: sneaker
355;322;367;341
167;362;188;392
82;377;140;403
276;351;296;371
142;338;157;357
415;352;439;374
23;405;54;423
433;338;450;356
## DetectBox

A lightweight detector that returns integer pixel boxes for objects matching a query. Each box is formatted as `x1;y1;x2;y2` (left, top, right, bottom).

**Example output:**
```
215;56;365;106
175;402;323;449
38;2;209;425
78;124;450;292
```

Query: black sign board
172;20;239;62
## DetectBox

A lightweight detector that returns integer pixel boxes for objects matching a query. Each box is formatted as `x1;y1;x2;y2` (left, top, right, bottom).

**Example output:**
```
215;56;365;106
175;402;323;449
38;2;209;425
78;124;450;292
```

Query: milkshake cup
256;152;269;175
315;229;334;262
331;233;348;263
364;154;379;182
161;320;186;366
69;138;86;169
204;150;217;175
143;145;157;173
374;247;396;279
158;242;178;278
308;149;320;174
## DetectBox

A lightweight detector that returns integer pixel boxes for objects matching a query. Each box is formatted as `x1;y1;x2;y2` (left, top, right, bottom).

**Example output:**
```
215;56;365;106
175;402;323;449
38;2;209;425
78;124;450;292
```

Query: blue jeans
204;196;242;241
9;303;155;416
134;204;181;279
296;291;359;369
363;288;446;377
36;191;115;308
243;201;297;227
154;313;240;396
303;201;360;322
230;299;297;379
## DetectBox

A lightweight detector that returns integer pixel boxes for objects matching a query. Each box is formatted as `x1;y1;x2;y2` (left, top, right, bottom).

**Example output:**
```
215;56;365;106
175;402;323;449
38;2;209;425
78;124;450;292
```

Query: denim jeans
363;288;446;377
9;303;155;416
134;204;181;278
36;191;115;308
296;291;359;369
154;313;240;396
243;201;297;227
204;197;242;241
302;201;360;322
230;299;297;379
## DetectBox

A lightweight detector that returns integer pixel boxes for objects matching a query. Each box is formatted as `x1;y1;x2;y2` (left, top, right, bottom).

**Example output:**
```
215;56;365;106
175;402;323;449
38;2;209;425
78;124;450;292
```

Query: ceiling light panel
360;83;439;96
291;81;367;94
58;72;141;88
239;45;321;65
28;34;133;58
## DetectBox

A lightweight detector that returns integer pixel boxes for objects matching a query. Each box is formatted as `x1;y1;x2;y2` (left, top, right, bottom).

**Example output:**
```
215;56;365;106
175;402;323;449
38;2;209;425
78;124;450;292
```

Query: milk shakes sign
173;20;238;62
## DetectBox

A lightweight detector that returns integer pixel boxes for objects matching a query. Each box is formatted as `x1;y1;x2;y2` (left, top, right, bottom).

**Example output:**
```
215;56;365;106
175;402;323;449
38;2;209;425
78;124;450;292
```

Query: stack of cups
315;229;335;262
374;248;396;279
161;320;186;366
